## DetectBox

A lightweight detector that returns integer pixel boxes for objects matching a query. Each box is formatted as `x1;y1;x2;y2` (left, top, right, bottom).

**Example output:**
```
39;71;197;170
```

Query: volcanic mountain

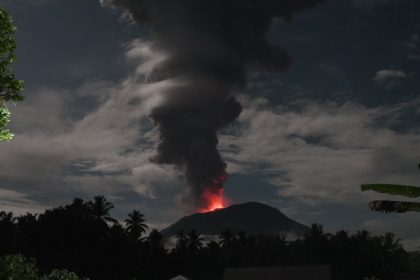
161;202;309;238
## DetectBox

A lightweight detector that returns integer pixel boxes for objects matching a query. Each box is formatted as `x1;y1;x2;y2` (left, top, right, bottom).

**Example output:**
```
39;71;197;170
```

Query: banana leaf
368;200;420;213
361;184;420;198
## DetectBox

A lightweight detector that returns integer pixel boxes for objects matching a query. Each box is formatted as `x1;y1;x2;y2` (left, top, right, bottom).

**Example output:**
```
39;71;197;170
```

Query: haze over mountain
161;202;309;238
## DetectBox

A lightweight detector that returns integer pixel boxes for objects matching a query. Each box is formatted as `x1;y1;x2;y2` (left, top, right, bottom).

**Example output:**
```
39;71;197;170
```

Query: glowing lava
197;172;228;213
198;188;225;213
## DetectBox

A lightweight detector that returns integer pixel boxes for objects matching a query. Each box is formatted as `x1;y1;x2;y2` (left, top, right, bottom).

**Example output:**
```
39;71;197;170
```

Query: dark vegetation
0;254;87;279
0;196;419;280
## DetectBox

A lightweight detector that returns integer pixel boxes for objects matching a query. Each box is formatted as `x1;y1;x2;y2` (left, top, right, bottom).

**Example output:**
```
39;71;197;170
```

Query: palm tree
16;213;37;223
70;197;85;207
219;228;235;248
0;211;16;252
305;224;329;241
236;231;248;246
206;240;220;251
0;211;15;225
186;230;204;253
66;197;91;217
353;230;371;242
382;232;402;252
88;195;118;224
15;213;37;232
175;230;188;251
124;210;148;240
361;163;420;213
147;229;166;255
147;229;164;246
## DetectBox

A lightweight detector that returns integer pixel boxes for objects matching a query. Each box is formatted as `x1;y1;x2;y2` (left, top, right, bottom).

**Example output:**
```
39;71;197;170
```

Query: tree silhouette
15;213;38;256
147;229;165;252
174;230;188;252
382;232;402;252
143;229;169;280
67;198;91;216
16;213;37;225
0;195;414;280
0;211;16;254
88;195;117;225
219;228;236;248
0;211;15;225
186;230;204;253
124;210;148;240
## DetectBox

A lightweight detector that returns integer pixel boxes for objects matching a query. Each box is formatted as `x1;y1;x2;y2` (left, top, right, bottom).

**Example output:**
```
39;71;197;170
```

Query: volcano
161;202;309;238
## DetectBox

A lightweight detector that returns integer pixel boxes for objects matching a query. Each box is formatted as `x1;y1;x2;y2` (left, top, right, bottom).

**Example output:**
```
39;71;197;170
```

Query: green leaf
0;8;24;142
361;184;420;198
368;200;420;213
42;269;89;280
0;129;14;141
0;254;39;280
0;105;11;125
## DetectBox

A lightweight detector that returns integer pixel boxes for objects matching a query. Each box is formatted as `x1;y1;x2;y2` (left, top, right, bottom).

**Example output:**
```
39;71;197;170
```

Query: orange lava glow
198;188;225;213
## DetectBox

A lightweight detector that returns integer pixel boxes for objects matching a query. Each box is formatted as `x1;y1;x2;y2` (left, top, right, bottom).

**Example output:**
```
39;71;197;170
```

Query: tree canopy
0;195;418;280
0;8;24;141
0;254;87;280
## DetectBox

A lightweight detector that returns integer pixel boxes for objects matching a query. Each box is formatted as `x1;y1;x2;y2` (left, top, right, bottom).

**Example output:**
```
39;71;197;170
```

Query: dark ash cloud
101;0;325;209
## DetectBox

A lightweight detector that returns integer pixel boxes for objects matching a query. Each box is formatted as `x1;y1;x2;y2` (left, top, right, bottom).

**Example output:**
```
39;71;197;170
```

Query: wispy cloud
0;41;180;211
0;189;47;216
221;96;420;205
3;63;420;225
373;69;408;89
374;69;407;81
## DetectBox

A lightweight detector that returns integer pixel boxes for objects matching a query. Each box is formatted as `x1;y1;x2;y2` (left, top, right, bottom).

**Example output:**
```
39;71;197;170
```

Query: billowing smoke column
102;0;324;211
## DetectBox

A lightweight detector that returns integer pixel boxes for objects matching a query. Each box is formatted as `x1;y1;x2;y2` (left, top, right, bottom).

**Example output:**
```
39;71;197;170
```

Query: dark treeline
0;196;419;280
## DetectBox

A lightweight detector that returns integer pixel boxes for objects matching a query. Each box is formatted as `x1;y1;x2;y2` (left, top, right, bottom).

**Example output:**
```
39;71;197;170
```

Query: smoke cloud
101;0;324;209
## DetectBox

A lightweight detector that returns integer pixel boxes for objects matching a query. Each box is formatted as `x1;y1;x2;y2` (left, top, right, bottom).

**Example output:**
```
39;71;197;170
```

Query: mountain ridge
161;201;309;238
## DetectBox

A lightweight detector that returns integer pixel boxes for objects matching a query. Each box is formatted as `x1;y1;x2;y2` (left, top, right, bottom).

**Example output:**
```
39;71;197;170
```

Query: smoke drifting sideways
101;0;324;211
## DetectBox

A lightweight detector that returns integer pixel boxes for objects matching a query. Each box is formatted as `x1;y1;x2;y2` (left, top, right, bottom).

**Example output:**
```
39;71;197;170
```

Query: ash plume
102;0;324;209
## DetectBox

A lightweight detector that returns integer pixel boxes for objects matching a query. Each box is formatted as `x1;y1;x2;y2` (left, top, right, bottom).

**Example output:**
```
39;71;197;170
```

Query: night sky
1;0;420;249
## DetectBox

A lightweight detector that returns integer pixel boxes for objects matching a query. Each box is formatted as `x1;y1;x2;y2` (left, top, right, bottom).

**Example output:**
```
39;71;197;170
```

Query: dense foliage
0;8;24;141
0;254;86;280
0;196;418;280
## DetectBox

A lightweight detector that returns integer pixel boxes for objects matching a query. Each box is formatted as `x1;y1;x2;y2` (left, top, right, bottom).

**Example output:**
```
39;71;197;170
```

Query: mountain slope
161;202;309;238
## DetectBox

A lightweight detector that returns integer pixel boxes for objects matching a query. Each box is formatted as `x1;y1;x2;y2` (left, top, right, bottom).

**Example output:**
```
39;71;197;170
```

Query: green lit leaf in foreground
0;129;13;141
368;200;420;213
361;184;420;198
0;8;24;142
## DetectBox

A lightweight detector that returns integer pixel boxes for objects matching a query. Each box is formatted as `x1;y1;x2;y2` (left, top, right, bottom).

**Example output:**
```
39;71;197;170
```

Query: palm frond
103;216;118;224
368;200;420;213
361;184;420;198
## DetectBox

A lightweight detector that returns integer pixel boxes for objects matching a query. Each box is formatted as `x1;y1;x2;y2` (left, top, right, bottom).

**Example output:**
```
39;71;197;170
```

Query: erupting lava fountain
197;173;228;213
